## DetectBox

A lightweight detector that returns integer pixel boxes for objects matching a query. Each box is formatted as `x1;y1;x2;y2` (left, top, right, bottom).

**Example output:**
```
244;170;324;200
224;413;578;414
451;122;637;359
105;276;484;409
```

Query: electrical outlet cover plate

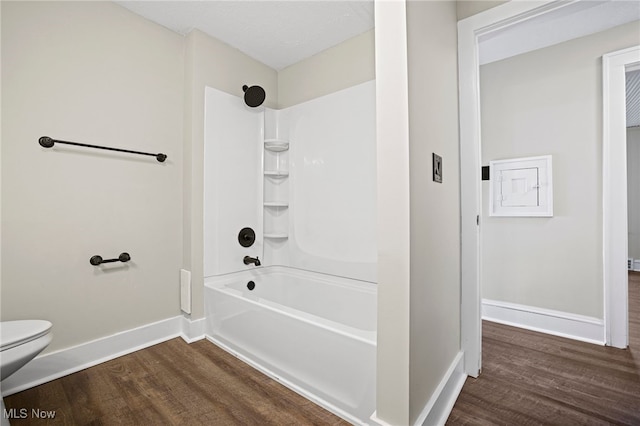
433;153;442;183
489;155;553;217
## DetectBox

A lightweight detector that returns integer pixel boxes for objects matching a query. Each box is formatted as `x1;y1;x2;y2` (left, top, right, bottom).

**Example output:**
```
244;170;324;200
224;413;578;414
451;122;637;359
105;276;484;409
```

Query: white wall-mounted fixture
489;155;553;217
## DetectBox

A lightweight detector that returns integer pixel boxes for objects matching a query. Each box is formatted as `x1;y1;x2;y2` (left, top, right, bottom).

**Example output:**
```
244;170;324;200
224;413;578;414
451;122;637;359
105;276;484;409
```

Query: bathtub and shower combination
205;267;376;423
203;81;377;424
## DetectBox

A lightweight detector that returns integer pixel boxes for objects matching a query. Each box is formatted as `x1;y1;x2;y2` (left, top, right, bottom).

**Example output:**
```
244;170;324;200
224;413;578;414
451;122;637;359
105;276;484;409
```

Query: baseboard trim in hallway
482;298;604;345
1;315;206;397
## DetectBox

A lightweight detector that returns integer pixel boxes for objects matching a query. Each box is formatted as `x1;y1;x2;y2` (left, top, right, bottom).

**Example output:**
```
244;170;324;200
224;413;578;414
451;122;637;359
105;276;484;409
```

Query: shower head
242;85;266;108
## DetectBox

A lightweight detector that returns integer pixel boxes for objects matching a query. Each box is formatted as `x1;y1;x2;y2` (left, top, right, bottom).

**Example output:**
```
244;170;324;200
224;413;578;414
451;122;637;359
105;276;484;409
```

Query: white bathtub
204;266;376;424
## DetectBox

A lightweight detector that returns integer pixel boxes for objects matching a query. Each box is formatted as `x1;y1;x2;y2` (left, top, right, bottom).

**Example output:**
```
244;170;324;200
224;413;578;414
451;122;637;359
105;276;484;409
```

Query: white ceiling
479;0;640;65
476;0;639;127
116;0;639;125
115;1;374;70
116;0;638;72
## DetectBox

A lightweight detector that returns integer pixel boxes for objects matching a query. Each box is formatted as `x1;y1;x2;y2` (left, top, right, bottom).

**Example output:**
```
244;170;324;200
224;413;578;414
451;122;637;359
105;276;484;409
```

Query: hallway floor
447;271;640;425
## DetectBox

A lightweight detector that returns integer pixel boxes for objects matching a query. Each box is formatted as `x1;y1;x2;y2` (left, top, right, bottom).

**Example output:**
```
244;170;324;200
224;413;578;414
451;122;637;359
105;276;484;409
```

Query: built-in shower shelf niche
264;139;290;152
264;170;289;178
264;233;288;239
263;117;290;265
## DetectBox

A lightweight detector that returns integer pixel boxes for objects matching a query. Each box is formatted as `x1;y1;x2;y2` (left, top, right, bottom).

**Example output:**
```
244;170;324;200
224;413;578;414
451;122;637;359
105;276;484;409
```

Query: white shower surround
204;87;264;277
279;81;377;282
203;82;377;423
204;81;377;281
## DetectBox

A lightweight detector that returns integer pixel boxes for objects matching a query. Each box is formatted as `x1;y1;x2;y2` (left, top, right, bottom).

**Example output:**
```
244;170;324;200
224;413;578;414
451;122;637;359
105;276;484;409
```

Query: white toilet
1;320;52;425
1;320;53;381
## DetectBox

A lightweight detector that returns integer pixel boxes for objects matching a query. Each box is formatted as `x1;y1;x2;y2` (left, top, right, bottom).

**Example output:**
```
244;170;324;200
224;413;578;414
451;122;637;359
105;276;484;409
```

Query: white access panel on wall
489;155;553;217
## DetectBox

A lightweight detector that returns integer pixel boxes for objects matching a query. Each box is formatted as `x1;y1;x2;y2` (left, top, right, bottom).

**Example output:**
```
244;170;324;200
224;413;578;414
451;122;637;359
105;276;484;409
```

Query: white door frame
603;46;640;349
457;0;583;376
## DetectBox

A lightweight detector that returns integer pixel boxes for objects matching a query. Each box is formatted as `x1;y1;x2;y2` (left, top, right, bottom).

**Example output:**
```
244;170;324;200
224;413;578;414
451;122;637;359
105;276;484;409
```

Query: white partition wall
204;87;264;277
278;81;377;282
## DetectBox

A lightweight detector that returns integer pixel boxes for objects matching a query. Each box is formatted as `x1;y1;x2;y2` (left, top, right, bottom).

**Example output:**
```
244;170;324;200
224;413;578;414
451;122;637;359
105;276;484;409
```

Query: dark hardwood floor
3;338;349;425
5;275;639;425
447;271;640;425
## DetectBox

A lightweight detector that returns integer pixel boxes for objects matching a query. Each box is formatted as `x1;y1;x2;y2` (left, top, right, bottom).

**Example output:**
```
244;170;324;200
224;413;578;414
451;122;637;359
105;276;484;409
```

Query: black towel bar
90;252;131;266
39;136;166;162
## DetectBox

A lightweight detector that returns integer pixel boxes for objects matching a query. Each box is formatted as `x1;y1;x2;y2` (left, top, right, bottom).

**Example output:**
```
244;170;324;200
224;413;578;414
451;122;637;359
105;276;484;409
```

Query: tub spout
243;256;261;266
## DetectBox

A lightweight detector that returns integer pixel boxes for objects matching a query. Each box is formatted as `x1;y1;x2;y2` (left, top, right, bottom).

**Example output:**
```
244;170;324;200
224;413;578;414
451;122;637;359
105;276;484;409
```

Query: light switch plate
489;155;553;217
433;153;442;183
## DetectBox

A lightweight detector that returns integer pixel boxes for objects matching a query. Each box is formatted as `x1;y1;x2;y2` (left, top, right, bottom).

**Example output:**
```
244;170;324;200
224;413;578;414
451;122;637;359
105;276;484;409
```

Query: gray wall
2;0;374;353
1;1;184;352
456;0;507;21
374;1;460;423
1;2;278;351
480;21;640;318
278;29;375;108
407;1;461;422
374;2;411;422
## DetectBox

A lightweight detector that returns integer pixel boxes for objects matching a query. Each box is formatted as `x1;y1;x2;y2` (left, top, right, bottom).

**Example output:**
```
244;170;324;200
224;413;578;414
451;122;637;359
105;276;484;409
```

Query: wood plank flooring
447;271;640;425
6;275;640;425
3;338;349;425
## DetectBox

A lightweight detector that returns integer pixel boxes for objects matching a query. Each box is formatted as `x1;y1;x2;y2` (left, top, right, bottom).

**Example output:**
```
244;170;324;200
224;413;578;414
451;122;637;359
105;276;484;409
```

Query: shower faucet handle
238;227;256;247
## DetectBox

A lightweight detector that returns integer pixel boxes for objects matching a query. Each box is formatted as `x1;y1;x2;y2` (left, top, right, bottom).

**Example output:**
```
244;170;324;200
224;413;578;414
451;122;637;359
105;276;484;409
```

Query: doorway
623;63;640;349
459;2;640;376
603;49;640;348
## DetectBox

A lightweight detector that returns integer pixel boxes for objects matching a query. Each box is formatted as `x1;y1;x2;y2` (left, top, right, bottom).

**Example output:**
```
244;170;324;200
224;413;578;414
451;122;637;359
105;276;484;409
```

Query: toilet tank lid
0;320;52;352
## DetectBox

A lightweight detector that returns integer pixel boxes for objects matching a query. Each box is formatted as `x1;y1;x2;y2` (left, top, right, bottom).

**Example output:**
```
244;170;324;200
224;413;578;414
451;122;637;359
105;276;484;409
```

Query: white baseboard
180;316;206;343
482;299;605;345
369;353;466;426
414;351;466;426
369;411;394;426
1;315;205;397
